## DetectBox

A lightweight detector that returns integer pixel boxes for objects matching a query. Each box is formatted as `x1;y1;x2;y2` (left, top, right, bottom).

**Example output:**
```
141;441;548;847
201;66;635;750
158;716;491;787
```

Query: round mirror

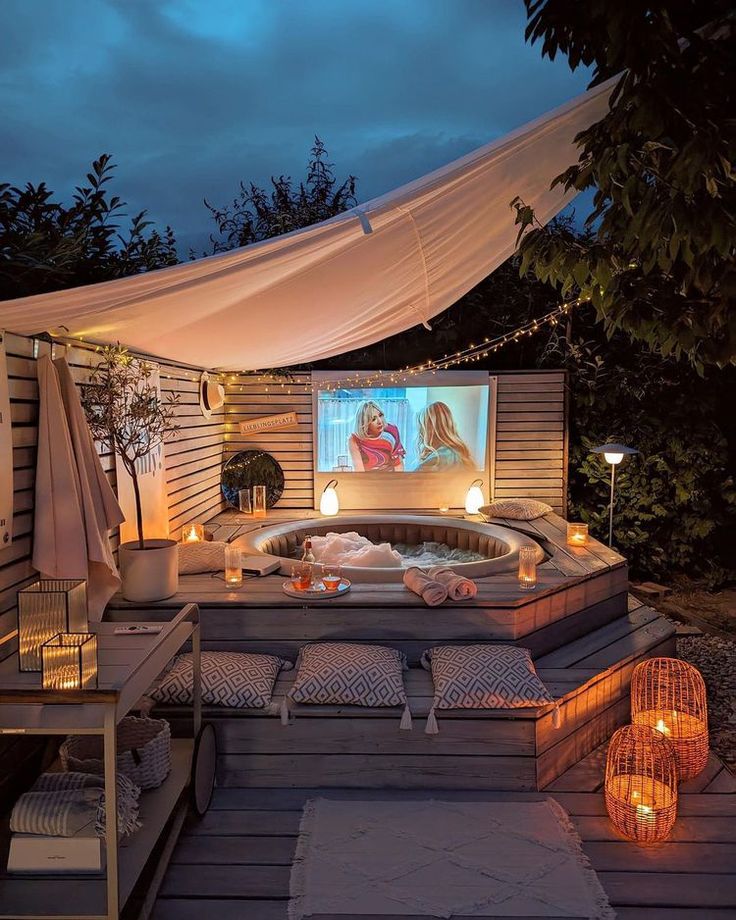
221;449;285;509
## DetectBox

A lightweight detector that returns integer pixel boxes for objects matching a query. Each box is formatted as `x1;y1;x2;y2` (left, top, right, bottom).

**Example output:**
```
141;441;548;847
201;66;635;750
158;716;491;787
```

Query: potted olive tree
82;345;180;602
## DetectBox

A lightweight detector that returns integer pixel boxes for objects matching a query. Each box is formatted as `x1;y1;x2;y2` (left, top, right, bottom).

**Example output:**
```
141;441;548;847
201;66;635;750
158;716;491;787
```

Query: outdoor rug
289;798;615;919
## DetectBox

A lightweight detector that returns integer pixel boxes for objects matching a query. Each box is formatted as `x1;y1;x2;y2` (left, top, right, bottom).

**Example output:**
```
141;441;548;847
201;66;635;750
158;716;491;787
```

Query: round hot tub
232;514;543;584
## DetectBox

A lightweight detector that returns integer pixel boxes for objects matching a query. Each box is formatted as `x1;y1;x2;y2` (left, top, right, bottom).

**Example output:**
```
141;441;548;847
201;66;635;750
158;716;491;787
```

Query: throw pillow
288;642;412;729
421;644;555;734
178;541;227;574
150;650;292;709
479;499;552;521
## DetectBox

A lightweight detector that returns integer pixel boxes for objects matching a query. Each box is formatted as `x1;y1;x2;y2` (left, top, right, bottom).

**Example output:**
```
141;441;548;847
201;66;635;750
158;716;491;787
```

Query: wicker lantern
631;657;709;781
605;724;678;843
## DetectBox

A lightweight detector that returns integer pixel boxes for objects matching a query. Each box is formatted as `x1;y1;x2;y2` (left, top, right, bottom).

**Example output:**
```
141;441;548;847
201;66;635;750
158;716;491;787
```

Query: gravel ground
677;634;736;770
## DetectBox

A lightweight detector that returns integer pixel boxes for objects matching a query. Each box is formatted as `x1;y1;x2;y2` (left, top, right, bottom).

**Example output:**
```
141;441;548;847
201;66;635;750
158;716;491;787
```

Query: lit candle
518;545;537;591
182;523;204;543
224;545;243;587
567;523;589;547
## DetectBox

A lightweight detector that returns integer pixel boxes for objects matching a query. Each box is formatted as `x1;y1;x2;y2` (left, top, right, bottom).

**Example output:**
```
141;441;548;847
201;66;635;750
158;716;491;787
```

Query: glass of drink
295;562;313;590
322;564;342;591
238;489;253;514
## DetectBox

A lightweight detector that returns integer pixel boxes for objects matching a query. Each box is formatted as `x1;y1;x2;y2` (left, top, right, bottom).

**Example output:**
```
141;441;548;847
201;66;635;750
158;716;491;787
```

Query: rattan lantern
631;657;709;781
605;724;678;843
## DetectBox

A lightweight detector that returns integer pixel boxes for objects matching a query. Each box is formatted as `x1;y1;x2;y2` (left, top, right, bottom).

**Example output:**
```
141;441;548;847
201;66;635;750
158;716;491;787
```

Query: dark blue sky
1;0;592;254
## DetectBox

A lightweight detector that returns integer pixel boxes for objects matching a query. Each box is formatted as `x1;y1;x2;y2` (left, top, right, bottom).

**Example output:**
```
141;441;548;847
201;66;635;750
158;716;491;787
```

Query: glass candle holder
567;523;589;547
253;485;267;518
518;545;537;591
18;579;88;672
42;633;98;690
224;545;243;587
181;523;204;543
238;489;253;514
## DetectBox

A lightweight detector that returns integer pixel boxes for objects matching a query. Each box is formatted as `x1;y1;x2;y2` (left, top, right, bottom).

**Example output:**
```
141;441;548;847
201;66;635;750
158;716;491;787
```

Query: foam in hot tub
310;532;484;569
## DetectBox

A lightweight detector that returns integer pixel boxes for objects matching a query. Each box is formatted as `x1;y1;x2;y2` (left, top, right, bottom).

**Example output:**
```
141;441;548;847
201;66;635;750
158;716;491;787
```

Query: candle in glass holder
518;545;537;591
567;523;589;547
42;633;97;690
238;489;253;514
253;485;267;518
181;523;204;543
224;545;243;587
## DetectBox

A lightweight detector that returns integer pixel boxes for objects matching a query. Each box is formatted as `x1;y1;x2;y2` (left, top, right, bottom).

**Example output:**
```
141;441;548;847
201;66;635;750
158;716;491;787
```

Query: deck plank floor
153;753;736;919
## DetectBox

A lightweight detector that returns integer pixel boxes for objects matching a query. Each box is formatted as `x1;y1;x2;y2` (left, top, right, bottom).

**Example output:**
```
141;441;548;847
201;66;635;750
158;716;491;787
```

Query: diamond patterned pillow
479;499;552;520
421;644;554;733
150;651;292;709
289;643;408;709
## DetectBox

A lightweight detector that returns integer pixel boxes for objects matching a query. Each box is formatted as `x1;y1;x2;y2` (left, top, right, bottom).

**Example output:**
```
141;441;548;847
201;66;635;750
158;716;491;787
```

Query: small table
0;603;201;920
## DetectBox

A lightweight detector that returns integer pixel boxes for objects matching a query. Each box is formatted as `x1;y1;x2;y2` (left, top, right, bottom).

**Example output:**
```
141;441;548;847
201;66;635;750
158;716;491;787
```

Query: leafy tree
205;137;357;252
0;154;178;301
513;1;736;370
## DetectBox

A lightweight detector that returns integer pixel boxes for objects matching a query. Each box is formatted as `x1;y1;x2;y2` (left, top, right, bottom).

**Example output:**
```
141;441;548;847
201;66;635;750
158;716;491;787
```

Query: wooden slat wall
0;332;225;661
494;370;567;514
223;373;314;509
223;371;567;514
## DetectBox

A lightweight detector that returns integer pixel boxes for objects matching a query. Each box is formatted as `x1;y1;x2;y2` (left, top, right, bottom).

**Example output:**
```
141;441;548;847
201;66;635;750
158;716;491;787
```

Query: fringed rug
289;798;614;919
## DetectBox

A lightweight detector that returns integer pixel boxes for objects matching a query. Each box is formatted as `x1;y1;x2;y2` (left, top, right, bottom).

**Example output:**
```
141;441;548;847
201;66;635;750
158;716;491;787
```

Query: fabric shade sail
1;78;614;372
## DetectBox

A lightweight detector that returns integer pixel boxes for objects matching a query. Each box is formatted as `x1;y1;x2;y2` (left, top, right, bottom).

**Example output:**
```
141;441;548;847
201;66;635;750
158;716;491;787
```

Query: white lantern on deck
320;479;340;516
464;479;484;515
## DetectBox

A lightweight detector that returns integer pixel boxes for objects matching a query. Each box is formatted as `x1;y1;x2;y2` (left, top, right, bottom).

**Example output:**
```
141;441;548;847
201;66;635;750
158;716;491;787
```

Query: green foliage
0;154;178;300
515;1;736;370
81;345;179;548
205;137;357;252
543;324;736;585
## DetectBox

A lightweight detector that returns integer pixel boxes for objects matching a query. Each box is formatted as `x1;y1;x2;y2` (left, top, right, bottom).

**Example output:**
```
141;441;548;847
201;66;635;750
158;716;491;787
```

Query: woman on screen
414;401;475;471
348;400;406;471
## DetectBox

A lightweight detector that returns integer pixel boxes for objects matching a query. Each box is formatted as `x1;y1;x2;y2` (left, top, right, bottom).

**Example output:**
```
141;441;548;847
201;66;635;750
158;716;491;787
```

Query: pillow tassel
425;705;440;735
280;697;291;726
399;702;413;731
552;702;562;729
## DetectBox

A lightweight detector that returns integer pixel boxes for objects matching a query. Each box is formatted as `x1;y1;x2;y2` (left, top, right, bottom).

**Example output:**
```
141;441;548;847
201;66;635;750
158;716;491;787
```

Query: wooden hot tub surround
105;511;675;792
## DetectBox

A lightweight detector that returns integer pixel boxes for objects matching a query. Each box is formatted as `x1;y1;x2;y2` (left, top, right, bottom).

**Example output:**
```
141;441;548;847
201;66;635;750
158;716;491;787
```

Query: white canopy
1;78;613;371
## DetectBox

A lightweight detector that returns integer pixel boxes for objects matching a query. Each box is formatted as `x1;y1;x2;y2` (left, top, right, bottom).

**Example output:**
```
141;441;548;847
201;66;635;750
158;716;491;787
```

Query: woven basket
60;715;171;789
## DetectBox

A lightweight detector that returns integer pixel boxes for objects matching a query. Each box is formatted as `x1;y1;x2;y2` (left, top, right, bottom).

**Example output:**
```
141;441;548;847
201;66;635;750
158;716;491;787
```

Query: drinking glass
253;485;267;518
322;564;342;591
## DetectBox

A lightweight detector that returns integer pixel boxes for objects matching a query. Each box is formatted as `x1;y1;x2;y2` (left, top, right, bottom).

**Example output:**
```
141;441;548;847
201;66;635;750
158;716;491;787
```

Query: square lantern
18;580;88;672
181;523;205;543
42;633;98;690
566;523;589;547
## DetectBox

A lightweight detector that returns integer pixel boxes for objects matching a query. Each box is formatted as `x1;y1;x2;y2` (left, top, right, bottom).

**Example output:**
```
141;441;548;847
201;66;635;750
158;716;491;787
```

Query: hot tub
231;514;544;584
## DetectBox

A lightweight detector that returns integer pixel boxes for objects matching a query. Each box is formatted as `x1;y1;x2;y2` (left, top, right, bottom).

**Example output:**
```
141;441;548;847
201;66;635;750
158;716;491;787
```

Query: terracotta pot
119;539;178;602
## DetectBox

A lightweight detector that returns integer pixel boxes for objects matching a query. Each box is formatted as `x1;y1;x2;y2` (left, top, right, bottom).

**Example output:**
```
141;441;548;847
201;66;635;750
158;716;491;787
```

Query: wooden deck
152;752;736;919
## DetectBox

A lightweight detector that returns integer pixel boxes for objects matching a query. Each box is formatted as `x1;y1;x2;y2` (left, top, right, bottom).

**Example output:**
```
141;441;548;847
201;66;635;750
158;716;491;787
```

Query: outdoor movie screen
316;385;489;473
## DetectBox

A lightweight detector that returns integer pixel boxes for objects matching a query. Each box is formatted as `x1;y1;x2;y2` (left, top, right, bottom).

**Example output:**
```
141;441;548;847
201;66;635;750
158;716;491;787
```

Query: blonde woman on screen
414;401;475;471
348;400;406;471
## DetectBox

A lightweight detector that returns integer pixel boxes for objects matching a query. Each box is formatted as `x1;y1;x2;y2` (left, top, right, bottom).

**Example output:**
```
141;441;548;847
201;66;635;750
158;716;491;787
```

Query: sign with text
239;411;299;436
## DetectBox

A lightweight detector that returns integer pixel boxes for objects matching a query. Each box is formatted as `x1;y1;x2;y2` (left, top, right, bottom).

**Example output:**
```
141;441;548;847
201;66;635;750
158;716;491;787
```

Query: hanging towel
427;566;478;600
32;355;124;620
402;567;448;607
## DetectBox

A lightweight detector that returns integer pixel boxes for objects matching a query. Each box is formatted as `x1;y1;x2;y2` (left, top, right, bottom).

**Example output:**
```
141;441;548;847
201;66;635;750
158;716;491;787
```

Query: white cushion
422;644;553;710
289;643;407;708
479;499;552;521
151;651;292;709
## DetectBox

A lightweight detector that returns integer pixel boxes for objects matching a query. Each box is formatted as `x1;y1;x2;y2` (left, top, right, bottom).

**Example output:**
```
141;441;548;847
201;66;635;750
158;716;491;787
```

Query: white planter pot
119;539;179;602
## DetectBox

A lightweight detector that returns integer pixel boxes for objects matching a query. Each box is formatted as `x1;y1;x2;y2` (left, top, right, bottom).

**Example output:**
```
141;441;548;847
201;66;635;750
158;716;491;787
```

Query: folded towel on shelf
428;566;478;600
402;567;448;607
11;771;141;839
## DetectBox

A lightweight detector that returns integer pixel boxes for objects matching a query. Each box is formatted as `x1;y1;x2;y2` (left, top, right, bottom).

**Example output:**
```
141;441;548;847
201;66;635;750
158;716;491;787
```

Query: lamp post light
592;443;638;547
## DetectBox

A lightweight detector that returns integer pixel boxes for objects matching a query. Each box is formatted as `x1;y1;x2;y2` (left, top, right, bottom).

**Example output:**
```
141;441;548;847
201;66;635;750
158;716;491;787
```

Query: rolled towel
403;567;448;607
428;566;478;601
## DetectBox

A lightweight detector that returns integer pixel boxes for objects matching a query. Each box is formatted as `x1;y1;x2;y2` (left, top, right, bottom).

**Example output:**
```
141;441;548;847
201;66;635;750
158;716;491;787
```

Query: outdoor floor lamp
592;443;638;547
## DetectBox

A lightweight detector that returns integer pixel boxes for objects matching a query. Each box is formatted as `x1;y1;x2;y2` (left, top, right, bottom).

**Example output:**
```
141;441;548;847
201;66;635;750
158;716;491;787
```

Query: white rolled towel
402;567;448;607
428;566;478;600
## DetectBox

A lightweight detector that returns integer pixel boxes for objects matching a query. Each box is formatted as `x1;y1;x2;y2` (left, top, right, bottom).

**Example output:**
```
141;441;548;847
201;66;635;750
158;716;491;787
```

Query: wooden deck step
157;605;675;791
151;768;736;920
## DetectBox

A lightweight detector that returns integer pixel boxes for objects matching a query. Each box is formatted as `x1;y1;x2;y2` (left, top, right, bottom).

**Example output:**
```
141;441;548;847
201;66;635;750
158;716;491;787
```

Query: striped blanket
10;771;141;838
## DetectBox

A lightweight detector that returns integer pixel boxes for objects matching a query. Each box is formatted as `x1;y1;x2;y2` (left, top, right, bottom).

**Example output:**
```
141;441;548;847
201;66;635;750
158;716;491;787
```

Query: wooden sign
239;411;298;436
0;333;12;550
